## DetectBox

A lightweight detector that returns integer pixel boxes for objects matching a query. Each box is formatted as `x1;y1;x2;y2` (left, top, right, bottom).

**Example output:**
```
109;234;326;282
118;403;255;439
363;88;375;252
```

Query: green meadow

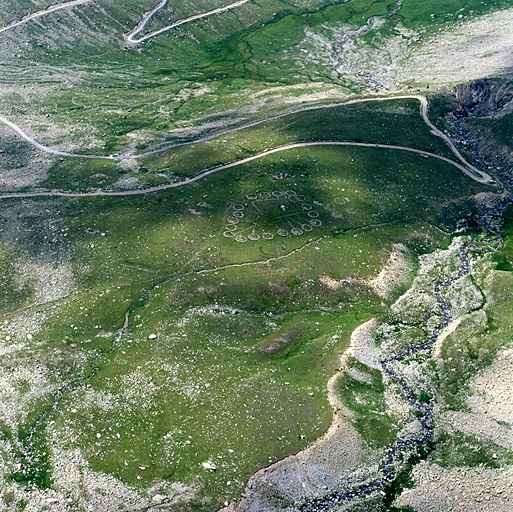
0;0;511;510
0;127;490;509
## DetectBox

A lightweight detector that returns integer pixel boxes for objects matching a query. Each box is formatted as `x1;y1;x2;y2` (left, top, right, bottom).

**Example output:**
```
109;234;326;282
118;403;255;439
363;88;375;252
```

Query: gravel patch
395;462;513;512
398;9;513;86
440;410;513;451
466;349;513;424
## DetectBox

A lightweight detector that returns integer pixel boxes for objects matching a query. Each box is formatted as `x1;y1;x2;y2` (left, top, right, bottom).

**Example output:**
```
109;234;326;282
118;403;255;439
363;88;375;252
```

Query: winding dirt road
0;0;93;35
126;0;253;45
0;95;468;161
0;3;496;189
0;141;494;200
0;95;495;201
0;0;251;43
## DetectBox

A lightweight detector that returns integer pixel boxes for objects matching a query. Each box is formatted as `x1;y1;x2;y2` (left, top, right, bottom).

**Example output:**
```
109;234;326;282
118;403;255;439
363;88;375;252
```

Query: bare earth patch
466;349;513;424
318;275;342;291
395;462;513;512
440;411;513;451
398;9;513;86
0;159;51;189
368;243;413;300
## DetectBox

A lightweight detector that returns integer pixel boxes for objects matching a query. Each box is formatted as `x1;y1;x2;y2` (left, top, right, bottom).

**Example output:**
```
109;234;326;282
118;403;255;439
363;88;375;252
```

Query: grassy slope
1;0;512;167
33;97;457;192
0;0;509;510
0;136;489;510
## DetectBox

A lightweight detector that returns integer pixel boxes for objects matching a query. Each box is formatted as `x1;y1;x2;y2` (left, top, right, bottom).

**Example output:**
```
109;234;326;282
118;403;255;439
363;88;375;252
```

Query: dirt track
126;0;253;45
0;0;93;35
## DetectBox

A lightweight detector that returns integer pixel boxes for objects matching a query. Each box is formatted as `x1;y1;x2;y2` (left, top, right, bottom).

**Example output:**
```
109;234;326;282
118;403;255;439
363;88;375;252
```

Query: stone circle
224;190;324;242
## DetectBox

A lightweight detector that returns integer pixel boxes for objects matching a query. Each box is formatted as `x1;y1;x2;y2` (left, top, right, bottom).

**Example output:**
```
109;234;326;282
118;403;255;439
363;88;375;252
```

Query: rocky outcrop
451;79;513;118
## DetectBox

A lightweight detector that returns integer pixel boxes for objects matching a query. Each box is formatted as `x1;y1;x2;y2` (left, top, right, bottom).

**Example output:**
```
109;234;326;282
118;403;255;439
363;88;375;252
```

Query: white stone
202;461;217;471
